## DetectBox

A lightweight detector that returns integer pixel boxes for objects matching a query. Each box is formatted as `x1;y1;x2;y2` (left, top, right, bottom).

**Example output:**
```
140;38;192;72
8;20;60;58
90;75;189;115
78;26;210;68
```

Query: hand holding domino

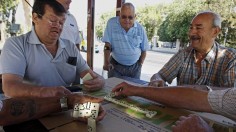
82;72;93;82
72;102;100;119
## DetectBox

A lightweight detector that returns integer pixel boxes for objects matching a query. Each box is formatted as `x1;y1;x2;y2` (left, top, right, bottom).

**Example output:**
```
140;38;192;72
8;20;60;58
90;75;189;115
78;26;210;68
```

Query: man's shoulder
216;43;236;58
5;31;30;45
107;17;118;23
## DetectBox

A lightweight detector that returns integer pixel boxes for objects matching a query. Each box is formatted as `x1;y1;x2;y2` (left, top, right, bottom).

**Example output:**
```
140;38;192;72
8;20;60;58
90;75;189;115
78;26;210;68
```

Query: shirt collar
192;42;217;63
28;27;66;49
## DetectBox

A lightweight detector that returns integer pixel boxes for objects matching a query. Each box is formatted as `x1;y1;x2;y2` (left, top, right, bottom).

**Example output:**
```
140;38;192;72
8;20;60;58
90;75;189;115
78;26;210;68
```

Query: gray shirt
208;88;236;121
0;28;89;86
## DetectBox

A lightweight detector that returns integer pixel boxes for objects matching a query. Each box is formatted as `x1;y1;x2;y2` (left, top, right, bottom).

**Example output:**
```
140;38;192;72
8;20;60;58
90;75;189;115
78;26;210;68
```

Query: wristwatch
60;96;68;111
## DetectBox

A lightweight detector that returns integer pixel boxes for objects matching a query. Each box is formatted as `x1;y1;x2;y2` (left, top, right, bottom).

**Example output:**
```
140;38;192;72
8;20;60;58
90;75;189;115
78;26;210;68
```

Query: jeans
108;57;142;79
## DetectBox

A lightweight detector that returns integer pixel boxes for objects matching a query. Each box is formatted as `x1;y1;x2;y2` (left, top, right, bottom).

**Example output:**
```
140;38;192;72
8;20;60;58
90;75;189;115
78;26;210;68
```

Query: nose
188;27;197;35
50;21;63;28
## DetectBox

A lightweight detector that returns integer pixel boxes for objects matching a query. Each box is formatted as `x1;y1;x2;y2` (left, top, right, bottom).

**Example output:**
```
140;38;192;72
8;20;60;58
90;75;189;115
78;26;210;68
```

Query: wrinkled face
56;0;72;11
119;6;135;31
188;13;219;52
33;5;66;44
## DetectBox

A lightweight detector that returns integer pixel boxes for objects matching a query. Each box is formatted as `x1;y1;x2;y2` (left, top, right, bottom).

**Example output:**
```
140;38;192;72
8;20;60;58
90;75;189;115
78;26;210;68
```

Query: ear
212;27;221;38
32;13;39;25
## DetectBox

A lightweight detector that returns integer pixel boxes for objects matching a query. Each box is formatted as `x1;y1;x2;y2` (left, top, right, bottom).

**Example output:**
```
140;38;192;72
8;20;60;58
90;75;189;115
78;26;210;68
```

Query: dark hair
32;0;66;18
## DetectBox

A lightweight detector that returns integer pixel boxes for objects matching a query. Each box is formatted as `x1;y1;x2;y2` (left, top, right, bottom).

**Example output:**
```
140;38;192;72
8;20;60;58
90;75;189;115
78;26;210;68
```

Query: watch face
60;97;68;110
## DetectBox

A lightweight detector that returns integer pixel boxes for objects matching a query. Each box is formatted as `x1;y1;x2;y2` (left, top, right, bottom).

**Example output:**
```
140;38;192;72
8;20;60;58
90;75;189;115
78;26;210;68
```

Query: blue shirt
0;28;90;86
102;17;149;65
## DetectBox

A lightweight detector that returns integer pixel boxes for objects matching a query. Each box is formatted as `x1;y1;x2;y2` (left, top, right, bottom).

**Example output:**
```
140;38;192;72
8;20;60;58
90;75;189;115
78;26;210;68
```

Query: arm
2;74;71;98
138;51;146;65
172;115;214;132
0;94;106;126
75;43;80;51
112;82;213;113
0;96;61;126
103;42;113;71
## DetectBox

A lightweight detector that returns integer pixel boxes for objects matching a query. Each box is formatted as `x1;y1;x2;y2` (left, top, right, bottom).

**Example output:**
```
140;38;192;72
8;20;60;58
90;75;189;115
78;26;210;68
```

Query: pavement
150;46;178;54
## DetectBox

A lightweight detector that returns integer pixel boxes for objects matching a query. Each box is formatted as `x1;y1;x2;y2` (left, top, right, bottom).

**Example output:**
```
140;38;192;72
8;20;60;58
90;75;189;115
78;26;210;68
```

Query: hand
172;114;214;132
148;80;165;87
39;86;72;97
83;73;105;92
103;63;114;71
68;94;106;122
112;82;137;97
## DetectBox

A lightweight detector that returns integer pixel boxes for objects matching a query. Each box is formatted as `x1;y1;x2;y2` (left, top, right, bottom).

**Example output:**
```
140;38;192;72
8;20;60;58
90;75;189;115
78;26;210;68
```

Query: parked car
80;39;103;53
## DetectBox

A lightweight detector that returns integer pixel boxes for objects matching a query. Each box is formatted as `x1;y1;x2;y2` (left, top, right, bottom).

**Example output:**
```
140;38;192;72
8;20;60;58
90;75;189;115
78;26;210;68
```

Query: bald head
121;3;135;14
119;3;136;31
194;11;221;29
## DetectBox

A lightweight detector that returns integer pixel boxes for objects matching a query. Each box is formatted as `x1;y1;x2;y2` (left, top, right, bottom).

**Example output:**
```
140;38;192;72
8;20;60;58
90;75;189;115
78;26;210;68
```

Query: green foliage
95;12;115;39
158;0;236;47
136;5;162;41
0;0;19;21
95;0;235;48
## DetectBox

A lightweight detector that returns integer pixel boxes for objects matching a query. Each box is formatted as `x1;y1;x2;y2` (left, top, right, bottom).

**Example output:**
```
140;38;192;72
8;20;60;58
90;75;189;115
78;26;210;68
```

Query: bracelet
60;96;68;111
104;45;111;51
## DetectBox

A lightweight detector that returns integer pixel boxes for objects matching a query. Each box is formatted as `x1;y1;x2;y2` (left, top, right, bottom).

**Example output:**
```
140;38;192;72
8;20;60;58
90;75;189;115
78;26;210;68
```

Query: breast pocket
131;36;142;48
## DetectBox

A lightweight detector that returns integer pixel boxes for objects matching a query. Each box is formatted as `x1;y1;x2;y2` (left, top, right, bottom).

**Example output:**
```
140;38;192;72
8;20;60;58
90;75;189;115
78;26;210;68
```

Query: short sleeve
208;88;236;120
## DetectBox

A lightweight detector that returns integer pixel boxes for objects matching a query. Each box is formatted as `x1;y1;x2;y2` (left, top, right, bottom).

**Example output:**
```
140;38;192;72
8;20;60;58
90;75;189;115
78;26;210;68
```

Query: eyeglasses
37;13;65;28
121;15;134;20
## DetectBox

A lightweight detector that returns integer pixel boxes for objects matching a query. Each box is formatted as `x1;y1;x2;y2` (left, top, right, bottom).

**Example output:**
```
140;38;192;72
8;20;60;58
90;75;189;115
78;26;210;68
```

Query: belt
111;56;138;66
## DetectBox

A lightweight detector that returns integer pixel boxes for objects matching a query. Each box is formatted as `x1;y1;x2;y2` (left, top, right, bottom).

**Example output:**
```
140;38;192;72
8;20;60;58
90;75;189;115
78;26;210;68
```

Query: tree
95;12;115;39
0;0;20;36
136;5;163;41
157;0;236;48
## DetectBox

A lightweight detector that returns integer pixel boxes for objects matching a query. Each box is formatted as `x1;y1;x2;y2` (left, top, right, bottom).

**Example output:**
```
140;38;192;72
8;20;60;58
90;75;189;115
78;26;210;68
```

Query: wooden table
1;77;236;132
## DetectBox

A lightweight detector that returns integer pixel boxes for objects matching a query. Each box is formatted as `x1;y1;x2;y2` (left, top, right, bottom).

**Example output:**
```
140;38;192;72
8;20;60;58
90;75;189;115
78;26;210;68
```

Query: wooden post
116;0;125;16
87;0;95;69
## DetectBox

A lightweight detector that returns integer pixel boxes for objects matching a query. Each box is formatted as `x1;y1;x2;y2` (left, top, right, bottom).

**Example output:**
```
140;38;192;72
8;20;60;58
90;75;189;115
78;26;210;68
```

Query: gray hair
197;10;221;29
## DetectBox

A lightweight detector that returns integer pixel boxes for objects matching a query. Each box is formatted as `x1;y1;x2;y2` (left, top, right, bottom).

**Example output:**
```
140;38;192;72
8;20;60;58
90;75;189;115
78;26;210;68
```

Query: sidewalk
150;46;178;54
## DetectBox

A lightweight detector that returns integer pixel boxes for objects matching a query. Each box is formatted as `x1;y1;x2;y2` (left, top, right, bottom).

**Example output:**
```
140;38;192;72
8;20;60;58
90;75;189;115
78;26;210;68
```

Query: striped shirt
158;42;235;87
208;88;236;121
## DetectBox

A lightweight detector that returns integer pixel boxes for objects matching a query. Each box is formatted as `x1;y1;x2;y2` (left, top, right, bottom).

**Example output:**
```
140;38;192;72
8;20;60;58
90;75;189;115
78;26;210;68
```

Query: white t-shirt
60;12;81;45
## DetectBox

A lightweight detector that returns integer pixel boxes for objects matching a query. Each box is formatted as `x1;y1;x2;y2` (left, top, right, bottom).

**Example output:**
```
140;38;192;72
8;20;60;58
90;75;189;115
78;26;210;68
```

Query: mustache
189;35;200;40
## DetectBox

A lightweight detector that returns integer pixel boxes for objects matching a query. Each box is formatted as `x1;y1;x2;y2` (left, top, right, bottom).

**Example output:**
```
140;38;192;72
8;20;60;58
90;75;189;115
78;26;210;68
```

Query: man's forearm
3;80;43;98
103;43;111;66
139;51;146;64
104;50;111;65
136;86;213;113
0;97;61;126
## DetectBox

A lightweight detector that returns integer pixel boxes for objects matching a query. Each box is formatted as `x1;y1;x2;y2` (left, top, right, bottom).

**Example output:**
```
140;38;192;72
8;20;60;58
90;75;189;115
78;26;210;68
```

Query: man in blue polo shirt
0;0;105;98
102;2;149;79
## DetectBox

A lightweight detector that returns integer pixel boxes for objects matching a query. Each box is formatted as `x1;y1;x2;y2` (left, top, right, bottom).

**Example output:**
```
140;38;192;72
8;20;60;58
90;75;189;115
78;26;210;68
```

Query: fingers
112;82;126;92
96;106;106;121
148;80;164;87
83;76;104;91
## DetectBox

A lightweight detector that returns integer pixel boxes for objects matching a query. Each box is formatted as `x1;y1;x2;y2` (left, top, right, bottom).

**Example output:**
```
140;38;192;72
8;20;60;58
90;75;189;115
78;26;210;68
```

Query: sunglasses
121;15;134;20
